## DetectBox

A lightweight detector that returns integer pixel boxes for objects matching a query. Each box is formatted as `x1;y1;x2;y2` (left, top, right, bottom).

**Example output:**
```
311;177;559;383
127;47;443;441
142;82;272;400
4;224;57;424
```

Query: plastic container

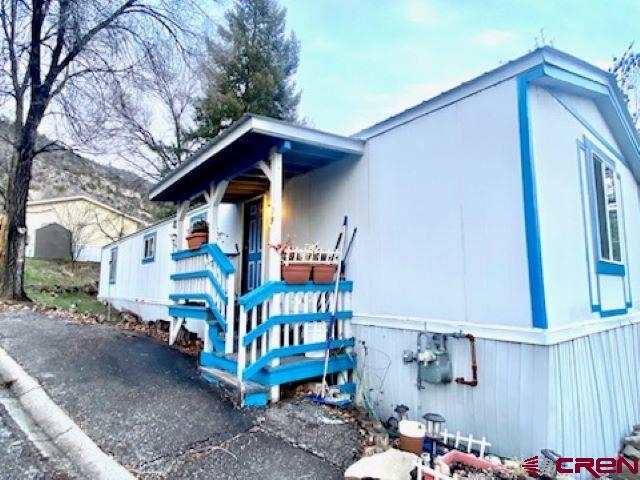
399;420;426;455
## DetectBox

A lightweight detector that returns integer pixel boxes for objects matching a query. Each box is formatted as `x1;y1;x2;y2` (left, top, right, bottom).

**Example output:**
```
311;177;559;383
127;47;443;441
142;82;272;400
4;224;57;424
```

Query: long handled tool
320;216;349;399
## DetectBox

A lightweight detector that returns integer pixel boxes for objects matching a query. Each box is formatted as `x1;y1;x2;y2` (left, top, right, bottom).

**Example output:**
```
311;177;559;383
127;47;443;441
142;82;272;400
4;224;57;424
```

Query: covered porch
149;114;364;405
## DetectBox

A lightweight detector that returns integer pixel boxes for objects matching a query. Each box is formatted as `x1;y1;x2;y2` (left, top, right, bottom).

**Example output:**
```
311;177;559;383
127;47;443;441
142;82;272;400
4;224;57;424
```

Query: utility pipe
453;333;478;387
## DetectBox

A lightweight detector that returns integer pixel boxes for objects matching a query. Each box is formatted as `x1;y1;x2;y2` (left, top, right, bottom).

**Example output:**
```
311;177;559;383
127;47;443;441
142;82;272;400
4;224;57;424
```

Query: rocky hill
0;122;171;222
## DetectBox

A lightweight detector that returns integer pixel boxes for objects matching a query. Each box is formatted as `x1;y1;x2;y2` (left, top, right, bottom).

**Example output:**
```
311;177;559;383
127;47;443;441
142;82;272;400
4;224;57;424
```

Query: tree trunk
0;125;38;301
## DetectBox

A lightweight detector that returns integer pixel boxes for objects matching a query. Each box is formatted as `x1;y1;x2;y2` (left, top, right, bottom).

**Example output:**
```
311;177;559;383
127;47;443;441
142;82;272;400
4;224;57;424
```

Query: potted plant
270;240;312;285
186;220;209;249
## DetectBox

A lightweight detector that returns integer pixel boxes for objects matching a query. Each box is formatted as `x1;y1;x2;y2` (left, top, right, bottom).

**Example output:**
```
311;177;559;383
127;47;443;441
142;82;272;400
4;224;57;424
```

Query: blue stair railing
235;280;354;404
169;243;236;353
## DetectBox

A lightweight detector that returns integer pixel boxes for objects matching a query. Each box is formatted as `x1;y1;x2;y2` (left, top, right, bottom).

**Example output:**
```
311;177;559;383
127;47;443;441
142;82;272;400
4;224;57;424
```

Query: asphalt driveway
0;310;346;479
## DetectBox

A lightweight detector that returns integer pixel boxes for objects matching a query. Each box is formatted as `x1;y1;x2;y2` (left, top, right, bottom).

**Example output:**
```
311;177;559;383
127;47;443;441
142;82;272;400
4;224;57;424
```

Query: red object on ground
422;451;496;480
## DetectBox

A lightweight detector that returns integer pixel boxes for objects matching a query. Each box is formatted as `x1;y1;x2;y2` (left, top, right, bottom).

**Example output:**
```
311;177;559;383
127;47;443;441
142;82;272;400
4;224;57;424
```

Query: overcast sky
279;0;640;135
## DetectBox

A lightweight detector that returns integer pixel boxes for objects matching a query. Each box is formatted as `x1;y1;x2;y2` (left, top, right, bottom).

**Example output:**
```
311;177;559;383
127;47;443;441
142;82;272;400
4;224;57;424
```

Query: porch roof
149;114;365;203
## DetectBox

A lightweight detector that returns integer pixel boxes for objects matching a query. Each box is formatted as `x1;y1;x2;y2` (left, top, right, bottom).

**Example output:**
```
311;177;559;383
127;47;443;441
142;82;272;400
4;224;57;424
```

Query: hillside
0;122;172;222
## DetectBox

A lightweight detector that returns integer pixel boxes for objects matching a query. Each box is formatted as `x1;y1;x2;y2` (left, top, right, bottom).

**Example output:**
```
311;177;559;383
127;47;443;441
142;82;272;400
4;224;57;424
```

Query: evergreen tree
193;0;301;138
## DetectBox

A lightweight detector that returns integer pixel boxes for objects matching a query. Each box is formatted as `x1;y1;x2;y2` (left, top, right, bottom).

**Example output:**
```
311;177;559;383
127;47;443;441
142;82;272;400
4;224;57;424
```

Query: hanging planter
312;263;338;284
186;220;209;250
282;263;312;284
270;241;340;285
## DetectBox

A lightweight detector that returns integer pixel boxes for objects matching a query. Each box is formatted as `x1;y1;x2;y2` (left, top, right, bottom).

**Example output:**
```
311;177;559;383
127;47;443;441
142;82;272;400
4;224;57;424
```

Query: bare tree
612;43;640;131
105;39;202;180
0;0;209;300
93;210;129;242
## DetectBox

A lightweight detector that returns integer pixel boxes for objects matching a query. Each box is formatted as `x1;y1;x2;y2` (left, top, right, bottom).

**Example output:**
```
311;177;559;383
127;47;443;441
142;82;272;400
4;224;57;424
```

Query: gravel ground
0;309;355;479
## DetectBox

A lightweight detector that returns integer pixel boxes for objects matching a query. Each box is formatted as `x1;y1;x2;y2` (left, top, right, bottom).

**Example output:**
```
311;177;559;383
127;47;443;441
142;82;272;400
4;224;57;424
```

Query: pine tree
193;0;301;138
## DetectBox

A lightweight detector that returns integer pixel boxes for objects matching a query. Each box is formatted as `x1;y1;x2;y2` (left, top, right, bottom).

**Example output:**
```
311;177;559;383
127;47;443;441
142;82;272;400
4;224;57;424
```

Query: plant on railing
269;239;339;285
186;219;209;250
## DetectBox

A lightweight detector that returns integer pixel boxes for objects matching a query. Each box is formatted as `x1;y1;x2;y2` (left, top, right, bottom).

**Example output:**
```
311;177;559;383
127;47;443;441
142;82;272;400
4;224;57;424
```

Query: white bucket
399;420;426;455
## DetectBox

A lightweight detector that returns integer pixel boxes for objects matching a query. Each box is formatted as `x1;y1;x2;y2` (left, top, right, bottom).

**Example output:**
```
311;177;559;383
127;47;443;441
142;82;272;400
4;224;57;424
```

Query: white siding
353;320;640;459
98;203;241;333
529;85;639;329
352;322;551;458
284;78;532;328
547;322;640;458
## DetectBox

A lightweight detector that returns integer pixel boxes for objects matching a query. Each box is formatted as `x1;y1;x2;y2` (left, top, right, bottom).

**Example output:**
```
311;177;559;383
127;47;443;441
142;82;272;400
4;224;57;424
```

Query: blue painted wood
596;261;625;277
206;243;235;274
517;67;548;329
169;293;226;331
171;244;208;261
171;243;235;274
170;270;227;304
142;231;157;264
252;354;354;386
243;338;355;381
208;325;225;352
243;310;353;346
336;382;356;395
200;352;237;374
239;281;353;311
168;305;210;320
244;199;263;292
243;391;269;407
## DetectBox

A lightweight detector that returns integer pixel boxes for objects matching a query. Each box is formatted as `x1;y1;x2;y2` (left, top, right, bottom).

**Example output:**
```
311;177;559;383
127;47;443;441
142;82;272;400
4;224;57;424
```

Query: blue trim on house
576;141;597;310
551;91;626;165
596;261;625;277
541;63;610;95
583;138;627;277
242;311;353;347
142;231;157;264
238;281;353;311
170;270;227;304
600;308;628;318
618;177;633;307
277;140;292;154
517;67;548;329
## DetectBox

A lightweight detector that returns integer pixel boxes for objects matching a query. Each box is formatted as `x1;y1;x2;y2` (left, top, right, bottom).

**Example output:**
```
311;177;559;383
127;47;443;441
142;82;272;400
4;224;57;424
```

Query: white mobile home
99;47;640;460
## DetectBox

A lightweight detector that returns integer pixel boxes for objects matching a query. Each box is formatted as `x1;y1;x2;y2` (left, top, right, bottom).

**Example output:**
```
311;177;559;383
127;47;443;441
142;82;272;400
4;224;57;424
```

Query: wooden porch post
206;180;229;243
176;200;190;251
268;147;283;281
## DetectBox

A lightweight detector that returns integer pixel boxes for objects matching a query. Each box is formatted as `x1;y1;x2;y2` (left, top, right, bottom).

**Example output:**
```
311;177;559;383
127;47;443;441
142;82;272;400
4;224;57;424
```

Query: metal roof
150;114;364;202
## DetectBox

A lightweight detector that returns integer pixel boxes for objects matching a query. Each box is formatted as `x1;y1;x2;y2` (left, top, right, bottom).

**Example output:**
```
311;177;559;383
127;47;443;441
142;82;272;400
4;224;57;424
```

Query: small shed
34;223;72;260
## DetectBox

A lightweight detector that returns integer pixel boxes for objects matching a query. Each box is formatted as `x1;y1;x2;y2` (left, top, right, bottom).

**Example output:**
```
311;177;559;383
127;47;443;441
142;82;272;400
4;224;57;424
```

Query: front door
242;198;263;293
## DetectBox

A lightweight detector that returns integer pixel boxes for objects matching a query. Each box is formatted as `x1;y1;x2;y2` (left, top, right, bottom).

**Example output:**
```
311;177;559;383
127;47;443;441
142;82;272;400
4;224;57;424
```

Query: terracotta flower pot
312;264;338;284
186;232;208;250
282;263;312;285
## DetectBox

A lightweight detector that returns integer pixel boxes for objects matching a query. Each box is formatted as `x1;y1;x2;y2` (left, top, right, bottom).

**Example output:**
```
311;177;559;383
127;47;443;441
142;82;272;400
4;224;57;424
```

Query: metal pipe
454;333;478;387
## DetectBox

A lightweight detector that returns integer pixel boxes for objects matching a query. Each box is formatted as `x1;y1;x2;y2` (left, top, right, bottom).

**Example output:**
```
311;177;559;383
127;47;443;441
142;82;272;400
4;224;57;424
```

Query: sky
277;0;640;136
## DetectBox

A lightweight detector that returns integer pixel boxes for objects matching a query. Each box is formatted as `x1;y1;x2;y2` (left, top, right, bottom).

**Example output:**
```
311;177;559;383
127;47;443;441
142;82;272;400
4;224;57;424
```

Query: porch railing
170;243;236;353
236;281;353;397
